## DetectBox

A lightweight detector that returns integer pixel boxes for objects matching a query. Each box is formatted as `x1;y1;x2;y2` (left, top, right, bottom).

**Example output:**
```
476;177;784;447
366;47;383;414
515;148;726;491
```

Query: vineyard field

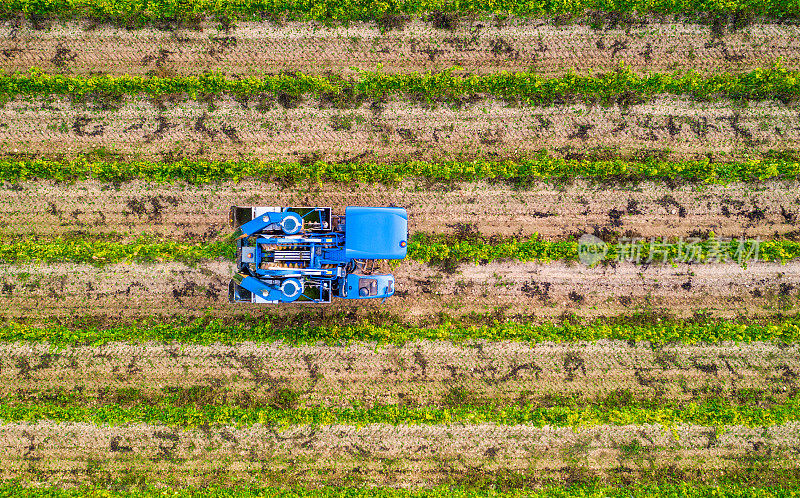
1;4;800;496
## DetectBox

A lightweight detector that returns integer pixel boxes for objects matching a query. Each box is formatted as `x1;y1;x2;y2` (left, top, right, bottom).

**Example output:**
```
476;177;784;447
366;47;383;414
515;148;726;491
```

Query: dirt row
0;19;798;76
0;260;798;323
2;178;798;240
3;340;798;408
1;96;798;163
1;420;798;487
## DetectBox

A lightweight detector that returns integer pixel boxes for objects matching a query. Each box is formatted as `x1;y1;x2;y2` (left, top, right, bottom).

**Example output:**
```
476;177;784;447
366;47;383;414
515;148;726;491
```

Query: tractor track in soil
0;260;798;322
0;19;798;77
0;95;798;163
2;179;799;240
2;340;799;408
1;420;798;487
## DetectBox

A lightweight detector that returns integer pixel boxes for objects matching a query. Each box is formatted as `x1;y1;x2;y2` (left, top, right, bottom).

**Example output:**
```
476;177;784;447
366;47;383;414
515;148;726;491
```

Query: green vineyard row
409;233;798;265
0;0;797;24
0;234;798;266
3;313;799;345
0;238;232;265
2;65;800;102
3;155;800;183
1;483;796;498
1;390;798;428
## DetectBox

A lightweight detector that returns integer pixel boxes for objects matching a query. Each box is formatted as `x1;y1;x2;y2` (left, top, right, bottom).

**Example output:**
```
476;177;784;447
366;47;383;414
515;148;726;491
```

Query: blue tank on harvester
228;206;408;304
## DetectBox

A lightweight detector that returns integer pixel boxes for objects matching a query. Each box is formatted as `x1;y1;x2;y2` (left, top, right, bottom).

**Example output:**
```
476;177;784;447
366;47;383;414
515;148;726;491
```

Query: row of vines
4;313;799;344
0;483;795;497
0;0;798;23
3;155;800;183
3;65;800;101
0;235;797;265
0;390;797;427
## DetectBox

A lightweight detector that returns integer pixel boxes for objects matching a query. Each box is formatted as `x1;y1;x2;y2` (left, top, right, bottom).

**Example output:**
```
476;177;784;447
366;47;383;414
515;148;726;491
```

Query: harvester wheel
280;278;303;299
280;213;303;235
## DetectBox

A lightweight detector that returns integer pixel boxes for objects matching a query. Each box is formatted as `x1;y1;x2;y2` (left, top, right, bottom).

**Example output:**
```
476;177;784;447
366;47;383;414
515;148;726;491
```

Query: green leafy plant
0;234;797;266
2;154;797;184
0;64;799;102
0;482;796;497
0;390;797;428
0;0;797;25
2;313;799;345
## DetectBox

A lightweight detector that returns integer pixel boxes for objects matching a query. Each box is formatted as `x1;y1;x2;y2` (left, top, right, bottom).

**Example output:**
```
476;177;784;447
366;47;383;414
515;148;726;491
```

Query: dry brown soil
1;420;798;487
2;179;798;240
3;340;798;407
1;260;798;323
0;96;798;162
0;19;798;76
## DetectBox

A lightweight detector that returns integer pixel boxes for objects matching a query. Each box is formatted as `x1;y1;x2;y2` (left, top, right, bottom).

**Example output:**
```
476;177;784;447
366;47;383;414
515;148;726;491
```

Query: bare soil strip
3;340;799;407
1;260;798;322
0;421;797;487
2;179;798;240
0;19;798;76
0;96;797;162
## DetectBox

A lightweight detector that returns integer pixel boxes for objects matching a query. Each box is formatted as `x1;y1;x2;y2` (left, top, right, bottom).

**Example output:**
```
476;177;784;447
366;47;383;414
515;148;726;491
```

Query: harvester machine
228;206;408;304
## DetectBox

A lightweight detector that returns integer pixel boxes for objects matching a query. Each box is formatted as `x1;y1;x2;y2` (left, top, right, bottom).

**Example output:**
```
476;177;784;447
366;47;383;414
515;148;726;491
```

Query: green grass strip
3;155;800;183
3;65;800;102
1;391;799;428
2;314;799;345
0;0;797;24
0;234;798;266
0;483;797;497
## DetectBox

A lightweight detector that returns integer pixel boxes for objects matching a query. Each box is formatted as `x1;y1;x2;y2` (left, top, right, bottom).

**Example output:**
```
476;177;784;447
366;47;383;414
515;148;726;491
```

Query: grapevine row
0;235;798;266
410;233;795;265
3;155;800;184
0;483;793;497
0;391;798;428
3;314;799;345
2;65;800;102
0;0;797;24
